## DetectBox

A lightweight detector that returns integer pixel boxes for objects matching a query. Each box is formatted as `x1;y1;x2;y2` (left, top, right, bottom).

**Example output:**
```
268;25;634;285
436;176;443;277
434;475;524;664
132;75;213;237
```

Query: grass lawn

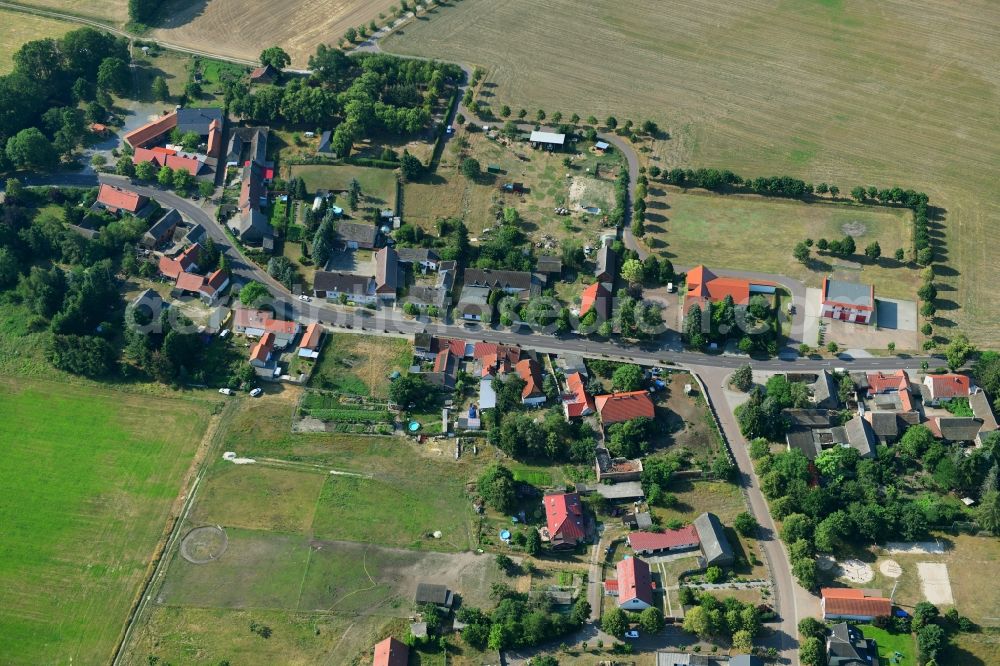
131;49;194;104
648;189;918;300
0;377;212;666
308;332;412;397
862;625;917;666
947;630;1000;666
312;462;473;551
0;9;75;74
124;606;393;666
288;164;397;209
188;462;327;534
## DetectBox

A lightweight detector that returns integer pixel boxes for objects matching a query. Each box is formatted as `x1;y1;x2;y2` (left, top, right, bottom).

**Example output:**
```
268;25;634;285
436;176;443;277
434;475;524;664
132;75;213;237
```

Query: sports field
151;0;398;66
0;9;75;74
0;377;212;665
653;189;918;300
384;0;1000;344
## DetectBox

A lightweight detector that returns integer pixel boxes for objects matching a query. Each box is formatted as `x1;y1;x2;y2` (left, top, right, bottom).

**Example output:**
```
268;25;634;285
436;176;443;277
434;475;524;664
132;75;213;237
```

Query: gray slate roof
693;512;734;566
176;107;223;135
336;222;378;248
313;271;373;295
824;278;873;307
938;417;984;442
827;622;876;666
464;268;538;293
143;208;181;246
596;243;617;281
397;248;440;264
415;583;453;607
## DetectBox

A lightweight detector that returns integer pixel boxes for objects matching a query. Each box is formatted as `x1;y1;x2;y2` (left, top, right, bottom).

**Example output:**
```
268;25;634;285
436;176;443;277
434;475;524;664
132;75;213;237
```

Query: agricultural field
151;0;399;66
0;377;213;666
384;0;1000;345
0;9;75;74
308;332;412;397
652;188;919;300
14;0;127;23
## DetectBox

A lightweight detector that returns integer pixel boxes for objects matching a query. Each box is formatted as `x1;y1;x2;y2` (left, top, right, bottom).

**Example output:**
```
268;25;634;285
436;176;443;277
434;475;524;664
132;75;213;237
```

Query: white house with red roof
249;332;275;368
820;277;875;324
610;556;654;611
595;391;655;427
516;358;547;406
921;373;971;405
95;183;149;216
541;492;586;549
158;243;201;279
562;371;595;419
298;322;323;358
233;307;300;347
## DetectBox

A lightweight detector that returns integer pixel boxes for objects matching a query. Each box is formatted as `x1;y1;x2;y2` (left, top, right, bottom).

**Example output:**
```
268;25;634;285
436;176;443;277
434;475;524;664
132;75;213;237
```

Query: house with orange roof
541;492;587;548
580;282;611;323
206;119;222;158
249;331;276;368
233;307;300;347
371;636;408;666
124;111;178;149
820;588;891;621
95;183;149;216
683;265;757;314
595;391;655;427
298;322;324;358
516;358;547;406
562;371;595;419
158;243;201;279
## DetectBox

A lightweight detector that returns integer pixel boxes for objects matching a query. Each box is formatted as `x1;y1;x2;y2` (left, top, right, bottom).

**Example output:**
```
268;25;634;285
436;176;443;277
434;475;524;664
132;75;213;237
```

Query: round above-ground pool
499;529;511;540
408;421;421;432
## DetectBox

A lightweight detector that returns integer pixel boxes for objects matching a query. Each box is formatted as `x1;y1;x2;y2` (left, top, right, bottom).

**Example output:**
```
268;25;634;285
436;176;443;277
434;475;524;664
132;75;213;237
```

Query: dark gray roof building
827;622;878;666
313;271;373;297
142;208;181;248
464;268;540;295
595;243;617;284
823;278;874;309
938;417;984;443
176;107;223;136
693;512;734;567
536;254;562;275
415;583;453;608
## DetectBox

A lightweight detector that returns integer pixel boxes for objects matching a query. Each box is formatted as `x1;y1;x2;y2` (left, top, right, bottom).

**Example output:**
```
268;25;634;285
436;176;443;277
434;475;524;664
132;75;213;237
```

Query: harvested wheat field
0;9;76;73
14;0;127;23
385;0;1000;345
152;0;398;66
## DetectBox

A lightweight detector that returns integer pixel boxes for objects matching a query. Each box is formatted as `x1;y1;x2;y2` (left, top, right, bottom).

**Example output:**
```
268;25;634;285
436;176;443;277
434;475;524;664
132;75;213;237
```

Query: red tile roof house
921;373;971;406
232;307;301;347
249;331;275;368
627;525;700;556
579;282;612;324
95;183;149;216
123;111;178;149
372;636;408;666
374;247;399;303
820;588;891;622
172;268;229;305
516;358;547;406
595;391;656;430
820;277;875;325
865;369;915;412
474;342;520;377
541;492;586;549
609;556;654;611
158;243;201;279
684;265;753;313
298;322;323;358
562;371;595;419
